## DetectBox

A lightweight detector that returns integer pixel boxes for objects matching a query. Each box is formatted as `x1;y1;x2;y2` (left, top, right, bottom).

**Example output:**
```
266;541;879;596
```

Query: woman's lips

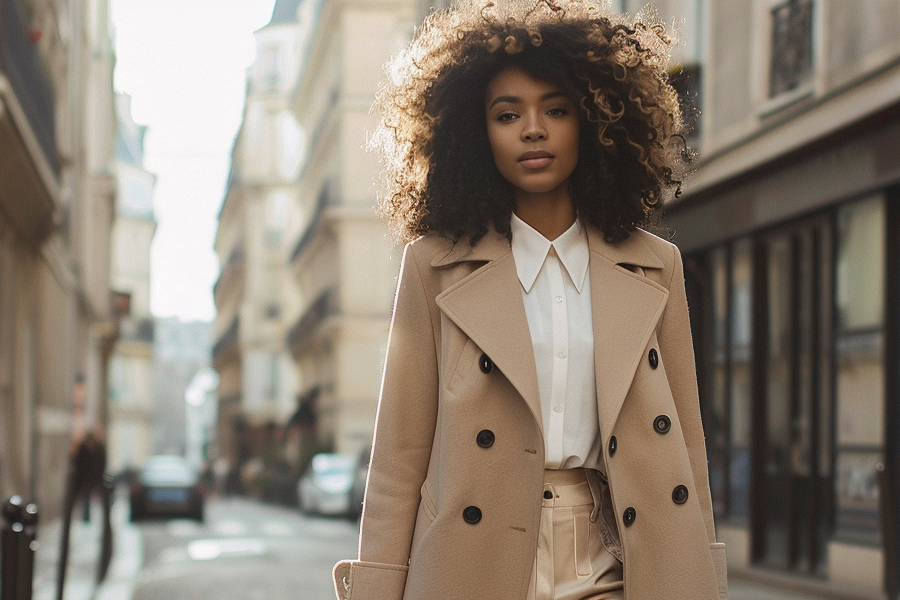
518;150;554;170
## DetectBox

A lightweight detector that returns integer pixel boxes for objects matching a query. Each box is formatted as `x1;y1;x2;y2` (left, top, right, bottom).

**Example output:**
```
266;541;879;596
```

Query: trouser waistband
542;468;594;508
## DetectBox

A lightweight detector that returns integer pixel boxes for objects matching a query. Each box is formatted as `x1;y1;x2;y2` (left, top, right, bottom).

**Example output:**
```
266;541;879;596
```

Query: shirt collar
510;213;589;294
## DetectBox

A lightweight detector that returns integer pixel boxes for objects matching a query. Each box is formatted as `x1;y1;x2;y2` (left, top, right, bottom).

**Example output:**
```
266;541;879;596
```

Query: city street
133;497;357;600
31;490;848;600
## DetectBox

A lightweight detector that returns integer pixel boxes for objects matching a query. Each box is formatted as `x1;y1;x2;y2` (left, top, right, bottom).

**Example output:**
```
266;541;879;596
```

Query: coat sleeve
657;243;728;597
333;242;440;600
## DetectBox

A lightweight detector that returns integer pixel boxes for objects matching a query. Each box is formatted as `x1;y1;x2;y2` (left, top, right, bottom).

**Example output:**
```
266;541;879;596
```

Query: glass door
755;216;833;575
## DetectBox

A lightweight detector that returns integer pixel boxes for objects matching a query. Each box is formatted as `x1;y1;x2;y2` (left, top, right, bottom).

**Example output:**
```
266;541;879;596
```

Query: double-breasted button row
479;353;493;374
607;414;669;459
619;487;686;528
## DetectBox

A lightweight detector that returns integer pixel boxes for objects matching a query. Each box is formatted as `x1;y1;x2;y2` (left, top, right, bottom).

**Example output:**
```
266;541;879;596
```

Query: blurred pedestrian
57;427;113;599
334;1;726;599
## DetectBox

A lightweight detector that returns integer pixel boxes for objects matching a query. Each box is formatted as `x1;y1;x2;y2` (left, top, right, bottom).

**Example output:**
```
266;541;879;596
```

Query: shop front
666;105;900;598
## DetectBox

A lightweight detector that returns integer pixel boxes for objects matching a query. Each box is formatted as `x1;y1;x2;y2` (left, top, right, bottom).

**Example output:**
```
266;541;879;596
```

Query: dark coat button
476;429;495;448
608;435;617;456
648;348;659;369
623;507;636;526
463;506;482;524
654;415;672;434
672;485;689;505
543;490;553;500
479;353;493;374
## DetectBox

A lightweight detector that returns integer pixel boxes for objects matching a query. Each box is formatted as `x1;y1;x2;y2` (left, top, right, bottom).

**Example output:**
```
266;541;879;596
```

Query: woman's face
484;67;580;201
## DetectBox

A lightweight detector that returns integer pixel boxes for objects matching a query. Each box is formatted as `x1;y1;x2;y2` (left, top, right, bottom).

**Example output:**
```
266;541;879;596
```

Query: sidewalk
32;491;142;600
26;492;864;600
729;576;829;600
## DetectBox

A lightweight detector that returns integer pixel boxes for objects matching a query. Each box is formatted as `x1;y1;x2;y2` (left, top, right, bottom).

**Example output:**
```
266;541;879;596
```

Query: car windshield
311;454;355;475
140;457;197;485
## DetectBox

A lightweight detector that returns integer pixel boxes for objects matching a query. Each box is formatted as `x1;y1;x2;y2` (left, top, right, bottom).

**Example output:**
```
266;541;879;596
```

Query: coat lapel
435;233;542;432
587;229;669;435
433;226;672;441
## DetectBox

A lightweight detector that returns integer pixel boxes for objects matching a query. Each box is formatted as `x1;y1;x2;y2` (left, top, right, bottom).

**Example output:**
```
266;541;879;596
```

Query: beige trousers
526;469;624;600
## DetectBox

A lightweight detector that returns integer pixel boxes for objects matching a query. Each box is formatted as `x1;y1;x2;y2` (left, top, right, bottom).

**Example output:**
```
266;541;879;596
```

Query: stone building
106;93;157;474
284;0;416;459
0;0;118;520
213;0;304;481
660;0;900;597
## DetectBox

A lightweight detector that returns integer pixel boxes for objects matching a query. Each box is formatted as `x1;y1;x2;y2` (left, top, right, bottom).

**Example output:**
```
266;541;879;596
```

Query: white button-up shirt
510;214;602;470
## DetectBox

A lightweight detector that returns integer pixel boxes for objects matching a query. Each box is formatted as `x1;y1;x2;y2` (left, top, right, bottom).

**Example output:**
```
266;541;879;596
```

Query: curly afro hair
372;0;691;245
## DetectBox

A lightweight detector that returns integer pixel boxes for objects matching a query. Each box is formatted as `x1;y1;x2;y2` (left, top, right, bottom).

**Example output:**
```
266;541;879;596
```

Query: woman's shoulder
405;228;510;268
403;232;458;266
633;227;681;263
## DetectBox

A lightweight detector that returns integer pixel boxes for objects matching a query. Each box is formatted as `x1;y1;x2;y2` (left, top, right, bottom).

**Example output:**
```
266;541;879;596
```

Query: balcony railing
0;0;59;173
287;289;335;353
289;181;335;263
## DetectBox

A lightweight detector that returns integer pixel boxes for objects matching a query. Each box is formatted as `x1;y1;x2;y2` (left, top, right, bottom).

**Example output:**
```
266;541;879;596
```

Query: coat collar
433;223;669;439
430;224;665;271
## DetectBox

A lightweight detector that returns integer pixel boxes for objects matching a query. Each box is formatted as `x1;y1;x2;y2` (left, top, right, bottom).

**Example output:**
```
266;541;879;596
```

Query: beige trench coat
334;225;728;600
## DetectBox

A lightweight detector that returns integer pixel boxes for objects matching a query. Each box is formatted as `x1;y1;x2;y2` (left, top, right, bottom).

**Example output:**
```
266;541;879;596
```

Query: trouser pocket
572;504;593;579
586;469;622;563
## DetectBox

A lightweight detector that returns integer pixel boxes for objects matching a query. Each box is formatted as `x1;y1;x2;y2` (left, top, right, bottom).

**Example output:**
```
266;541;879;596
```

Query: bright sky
111;0;277;321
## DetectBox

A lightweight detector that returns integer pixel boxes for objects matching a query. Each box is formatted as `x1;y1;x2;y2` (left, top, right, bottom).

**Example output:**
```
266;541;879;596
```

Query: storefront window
834;195;885;546
729;240;753;520
708;248;729;518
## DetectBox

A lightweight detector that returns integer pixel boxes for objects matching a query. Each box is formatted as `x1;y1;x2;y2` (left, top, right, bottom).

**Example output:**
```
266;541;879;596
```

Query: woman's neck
513;190;576;241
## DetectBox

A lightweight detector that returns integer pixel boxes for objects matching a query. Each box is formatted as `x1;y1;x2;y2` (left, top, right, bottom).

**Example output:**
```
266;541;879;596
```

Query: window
694;239;753;523
769;0;814;97
686;201;889;574
834;195;885;547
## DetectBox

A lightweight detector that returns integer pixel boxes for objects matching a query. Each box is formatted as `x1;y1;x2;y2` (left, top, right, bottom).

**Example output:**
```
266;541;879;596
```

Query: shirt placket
546;246;568;469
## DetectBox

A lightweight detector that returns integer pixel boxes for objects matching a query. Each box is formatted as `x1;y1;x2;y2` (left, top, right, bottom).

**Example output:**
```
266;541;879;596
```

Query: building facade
213;0;304;489
663;1;900;597
285;0;416;461
0;0;118;520
107;92;157;474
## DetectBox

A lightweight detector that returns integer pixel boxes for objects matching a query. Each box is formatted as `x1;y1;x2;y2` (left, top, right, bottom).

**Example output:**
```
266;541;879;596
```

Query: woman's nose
521;115;546;141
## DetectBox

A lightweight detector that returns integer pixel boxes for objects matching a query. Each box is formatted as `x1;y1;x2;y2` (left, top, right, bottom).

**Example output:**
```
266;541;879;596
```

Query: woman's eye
547;107;569;117
496;112;518;122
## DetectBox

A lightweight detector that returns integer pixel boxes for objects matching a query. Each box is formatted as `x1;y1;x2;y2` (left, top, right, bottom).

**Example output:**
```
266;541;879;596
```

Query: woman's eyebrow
489;95;521;108
488;90;570;109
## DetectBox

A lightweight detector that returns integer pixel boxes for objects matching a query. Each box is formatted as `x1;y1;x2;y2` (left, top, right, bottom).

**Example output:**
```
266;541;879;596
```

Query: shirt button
555;296;563;303
557;352;566;359
553;405;563;413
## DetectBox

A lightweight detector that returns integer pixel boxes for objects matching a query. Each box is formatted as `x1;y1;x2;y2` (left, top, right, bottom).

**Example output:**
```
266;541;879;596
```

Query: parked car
347;446;370;521
298;453;361;518
130;455;205;522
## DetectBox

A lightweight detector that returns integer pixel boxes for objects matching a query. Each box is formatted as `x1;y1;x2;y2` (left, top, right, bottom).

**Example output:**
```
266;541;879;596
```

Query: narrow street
31;490;841;600
133;497;358;600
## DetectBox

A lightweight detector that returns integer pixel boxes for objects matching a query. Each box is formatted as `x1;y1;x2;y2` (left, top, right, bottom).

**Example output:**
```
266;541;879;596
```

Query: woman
334;1;727;598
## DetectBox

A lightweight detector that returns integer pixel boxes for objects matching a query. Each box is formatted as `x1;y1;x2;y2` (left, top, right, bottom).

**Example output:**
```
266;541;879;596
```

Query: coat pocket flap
333;559;409;600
